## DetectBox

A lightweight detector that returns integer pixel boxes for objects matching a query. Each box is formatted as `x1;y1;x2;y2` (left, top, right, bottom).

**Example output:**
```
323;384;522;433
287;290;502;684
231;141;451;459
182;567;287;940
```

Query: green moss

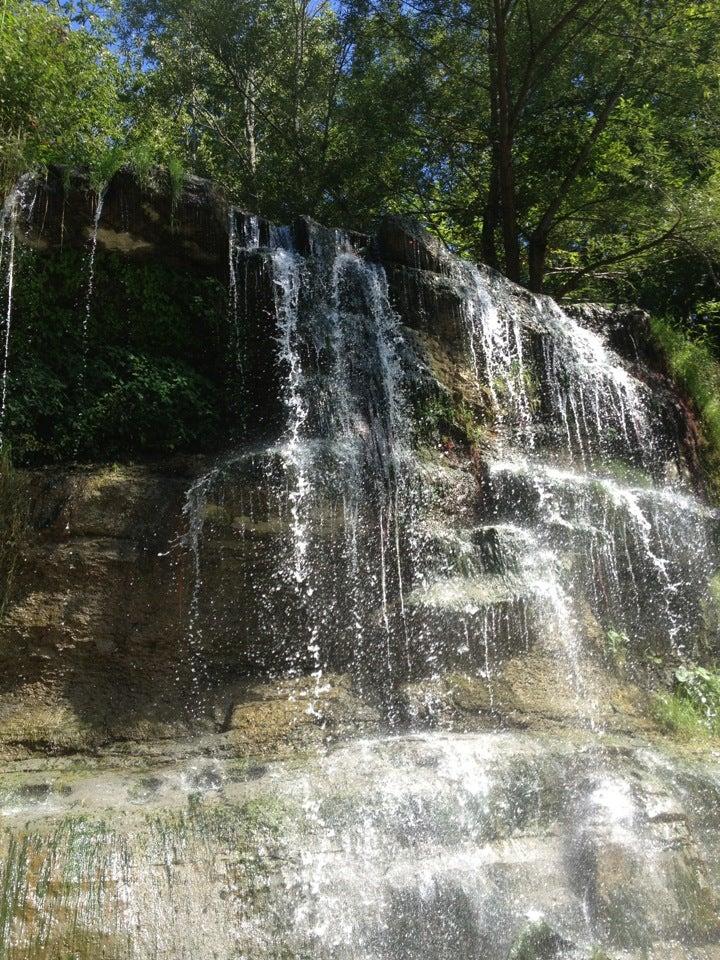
708;572;720;609
650;317;720;493
203;503;235;530
414;391;488;450
148;794;294;848
669;856;720;939
601;459;654;488
699;572;720;652
507;920;568;959
493;360;541;415
604;628;630;667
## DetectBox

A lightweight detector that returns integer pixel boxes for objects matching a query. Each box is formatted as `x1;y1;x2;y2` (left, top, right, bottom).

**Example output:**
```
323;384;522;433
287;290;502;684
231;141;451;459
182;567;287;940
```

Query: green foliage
508;920;568;960
0;446;27;614
414;392;487;451
79;353;220;457
0;0;122;188
675;664;720;725
4;0;720;318
605;629;630;667
652;664;720;740
650;317;720;487
652;693;712;741
2;1;720;468
4;249;233;463
0;0;184;193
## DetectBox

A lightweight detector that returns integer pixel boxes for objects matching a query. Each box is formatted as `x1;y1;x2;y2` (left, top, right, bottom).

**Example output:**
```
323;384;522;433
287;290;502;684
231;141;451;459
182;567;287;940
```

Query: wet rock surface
23;167;230;274
1;731;720;959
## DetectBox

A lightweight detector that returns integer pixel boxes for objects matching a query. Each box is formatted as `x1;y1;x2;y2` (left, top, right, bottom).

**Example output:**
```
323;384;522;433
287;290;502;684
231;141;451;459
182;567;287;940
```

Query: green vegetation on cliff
653;664;720;741
651;317;720;482
7;249;233;463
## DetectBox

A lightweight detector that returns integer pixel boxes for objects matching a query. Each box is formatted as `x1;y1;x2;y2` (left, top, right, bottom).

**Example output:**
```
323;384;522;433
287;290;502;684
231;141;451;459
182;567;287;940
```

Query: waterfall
0;194;18;447
82;187;106;354
76;187;106;424
0;178;34;447
443;259;718;725
178;221;419;711
262;227;417;701
228;210;261;373
178;222;719;729
457;262;653;463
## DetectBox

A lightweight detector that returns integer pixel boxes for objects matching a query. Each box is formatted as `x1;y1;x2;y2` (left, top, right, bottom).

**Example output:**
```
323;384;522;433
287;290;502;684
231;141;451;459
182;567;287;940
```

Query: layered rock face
1;171;719;959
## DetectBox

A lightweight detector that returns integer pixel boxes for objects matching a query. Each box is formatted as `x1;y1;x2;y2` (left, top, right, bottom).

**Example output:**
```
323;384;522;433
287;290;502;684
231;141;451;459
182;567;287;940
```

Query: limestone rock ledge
0;456;683;761
1;729;719;960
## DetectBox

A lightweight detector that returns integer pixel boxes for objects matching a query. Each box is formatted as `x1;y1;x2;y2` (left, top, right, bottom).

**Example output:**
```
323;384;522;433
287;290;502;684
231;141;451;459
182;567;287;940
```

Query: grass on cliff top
650;317;720;486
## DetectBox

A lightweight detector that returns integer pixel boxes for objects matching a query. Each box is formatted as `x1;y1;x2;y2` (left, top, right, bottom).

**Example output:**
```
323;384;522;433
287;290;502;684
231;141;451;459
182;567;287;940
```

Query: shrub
4;249;235;463
79;353;222;457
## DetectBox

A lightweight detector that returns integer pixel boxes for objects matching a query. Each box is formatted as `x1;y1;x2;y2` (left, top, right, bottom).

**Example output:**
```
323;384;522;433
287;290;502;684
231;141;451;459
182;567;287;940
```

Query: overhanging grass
650;317;720;486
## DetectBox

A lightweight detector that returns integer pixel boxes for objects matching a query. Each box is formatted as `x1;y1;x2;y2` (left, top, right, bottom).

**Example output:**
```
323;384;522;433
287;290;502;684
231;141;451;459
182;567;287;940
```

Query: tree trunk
491;0;521;282
481;149;501;268
528;230;548;292
527;72;626;291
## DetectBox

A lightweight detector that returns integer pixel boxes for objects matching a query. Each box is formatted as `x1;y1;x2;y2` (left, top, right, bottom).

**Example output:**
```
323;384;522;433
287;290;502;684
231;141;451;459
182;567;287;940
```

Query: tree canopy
2;0;720;321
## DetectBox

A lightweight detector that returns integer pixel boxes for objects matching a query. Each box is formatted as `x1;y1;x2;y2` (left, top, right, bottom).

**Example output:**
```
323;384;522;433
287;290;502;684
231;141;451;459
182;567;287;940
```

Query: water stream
0;178;35;446
178;216;720;727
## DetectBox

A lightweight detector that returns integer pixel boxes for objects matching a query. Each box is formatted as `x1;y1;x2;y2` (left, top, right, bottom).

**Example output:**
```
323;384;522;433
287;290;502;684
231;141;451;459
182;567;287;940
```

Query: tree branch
555;220;681;294
532;69;627;240
510;0;605;131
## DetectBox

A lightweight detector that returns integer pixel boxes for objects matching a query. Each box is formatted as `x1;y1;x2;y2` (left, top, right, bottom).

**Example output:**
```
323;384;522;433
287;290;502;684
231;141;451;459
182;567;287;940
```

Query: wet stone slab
1;730;719;960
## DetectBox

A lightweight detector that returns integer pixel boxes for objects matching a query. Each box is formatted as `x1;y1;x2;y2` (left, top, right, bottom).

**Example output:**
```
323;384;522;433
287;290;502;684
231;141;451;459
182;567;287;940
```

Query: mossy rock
508;920;574;959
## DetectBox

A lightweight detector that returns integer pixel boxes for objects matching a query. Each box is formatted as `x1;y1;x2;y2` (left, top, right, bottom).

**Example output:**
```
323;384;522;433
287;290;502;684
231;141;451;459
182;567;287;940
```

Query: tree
4;0;719;319
361;0;720;296
0;0;125;189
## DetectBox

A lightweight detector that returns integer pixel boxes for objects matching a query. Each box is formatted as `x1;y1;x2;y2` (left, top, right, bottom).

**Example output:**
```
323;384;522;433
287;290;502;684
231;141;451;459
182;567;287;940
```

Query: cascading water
451;258;718;725
71;186;106;457
81;188;105;363
180;210;720;731
148;217;720;956
0;196;18;447
0;177;34;446
183;221;420;710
